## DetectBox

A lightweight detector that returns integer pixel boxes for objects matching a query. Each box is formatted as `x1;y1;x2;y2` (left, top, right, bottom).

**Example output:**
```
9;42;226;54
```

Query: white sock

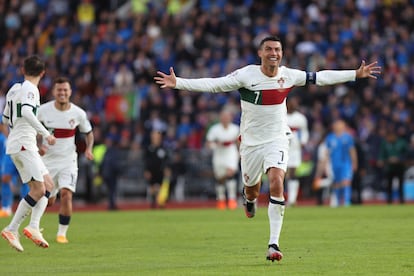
7;199;32;232
268;196;285;246
216;184;226;201
29;196;48;229
57;224;69;237
330;191;338;208
288;179;300;205
226;179;237;200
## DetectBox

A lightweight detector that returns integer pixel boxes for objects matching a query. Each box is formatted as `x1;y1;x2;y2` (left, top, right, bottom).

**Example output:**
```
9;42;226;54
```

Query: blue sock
343;186;352;206
20;183;29;199
1;183;13;209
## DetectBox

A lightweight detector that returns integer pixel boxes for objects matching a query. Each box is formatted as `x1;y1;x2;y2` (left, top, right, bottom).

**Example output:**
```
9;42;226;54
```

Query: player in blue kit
0;155;30;217
325;119;357;207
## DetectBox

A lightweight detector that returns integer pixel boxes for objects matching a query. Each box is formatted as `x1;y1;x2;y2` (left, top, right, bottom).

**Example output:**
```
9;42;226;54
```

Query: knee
60;189;73;202
48;197;56;207
269;182;284;197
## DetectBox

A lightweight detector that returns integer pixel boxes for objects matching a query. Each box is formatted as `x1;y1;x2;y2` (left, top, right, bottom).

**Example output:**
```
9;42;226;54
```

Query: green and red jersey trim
239;87;292;105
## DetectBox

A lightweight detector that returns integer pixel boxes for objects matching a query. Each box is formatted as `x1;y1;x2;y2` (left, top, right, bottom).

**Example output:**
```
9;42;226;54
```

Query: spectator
0;0;412;204
100;133;129;211
378;127;409;204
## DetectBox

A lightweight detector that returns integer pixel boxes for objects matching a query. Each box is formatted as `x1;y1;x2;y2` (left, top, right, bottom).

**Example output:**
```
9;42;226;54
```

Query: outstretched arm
312;60;381;86
154;66;243;93
355;60;381;79
154;67;177;89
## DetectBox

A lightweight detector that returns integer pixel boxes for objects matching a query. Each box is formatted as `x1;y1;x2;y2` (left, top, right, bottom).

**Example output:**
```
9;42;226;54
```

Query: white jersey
206;122;240;177
3;80;50;154
176;65;355;147
287;111;309;167
207;123;239;158
38;101;92;163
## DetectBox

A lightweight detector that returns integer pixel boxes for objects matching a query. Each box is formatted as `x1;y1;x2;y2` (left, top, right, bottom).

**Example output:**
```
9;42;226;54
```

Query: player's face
258;41;283;67
151;131;162;146
53;82;72;104
333;120;346;134
220;111;232;126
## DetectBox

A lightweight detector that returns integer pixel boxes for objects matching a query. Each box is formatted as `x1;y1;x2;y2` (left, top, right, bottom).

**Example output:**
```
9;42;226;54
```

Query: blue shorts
332;165;353;183
1;154;19;181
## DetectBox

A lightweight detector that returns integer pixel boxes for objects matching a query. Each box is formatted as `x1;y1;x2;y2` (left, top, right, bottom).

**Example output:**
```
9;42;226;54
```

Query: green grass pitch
0;205;413;275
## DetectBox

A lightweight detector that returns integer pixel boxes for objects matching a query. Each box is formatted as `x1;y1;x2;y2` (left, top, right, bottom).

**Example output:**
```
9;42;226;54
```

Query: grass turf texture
0;205;413;275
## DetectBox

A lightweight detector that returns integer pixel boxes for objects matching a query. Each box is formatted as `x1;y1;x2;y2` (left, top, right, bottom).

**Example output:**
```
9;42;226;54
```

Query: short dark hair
259;36;282;48
23;55;45;77
53;76;70;86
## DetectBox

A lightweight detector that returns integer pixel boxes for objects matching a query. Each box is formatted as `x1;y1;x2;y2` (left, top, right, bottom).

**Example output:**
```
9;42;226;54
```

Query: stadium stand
1;0;413;204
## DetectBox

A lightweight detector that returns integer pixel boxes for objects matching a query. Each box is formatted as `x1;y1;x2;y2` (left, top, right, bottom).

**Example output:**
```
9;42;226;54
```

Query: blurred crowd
1;0;414;200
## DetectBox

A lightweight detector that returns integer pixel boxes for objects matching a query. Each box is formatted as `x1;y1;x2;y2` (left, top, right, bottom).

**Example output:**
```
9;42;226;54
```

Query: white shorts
45;158;78;197
212;150;239;179
240;138;289;187
10;150;48;183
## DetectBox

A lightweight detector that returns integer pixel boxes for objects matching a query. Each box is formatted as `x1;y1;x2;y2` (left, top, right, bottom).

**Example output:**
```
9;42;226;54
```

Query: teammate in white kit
286;96;309;206
154;36;381;262
1;55;56;252
206;109;240;210
38;76;94;244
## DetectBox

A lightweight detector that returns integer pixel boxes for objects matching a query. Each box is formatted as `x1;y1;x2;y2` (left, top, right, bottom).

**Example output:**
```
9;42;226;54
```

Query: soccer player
325;119;357;207
206;109;240;210
38;76;94;243
1;55;56;252
285;96;309;206
154;36;381;262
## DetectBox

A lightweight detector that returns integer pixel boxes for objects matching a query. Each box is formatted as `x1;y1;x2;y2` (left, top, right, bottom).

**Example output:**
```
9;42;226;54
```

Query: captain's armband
306;72;316;84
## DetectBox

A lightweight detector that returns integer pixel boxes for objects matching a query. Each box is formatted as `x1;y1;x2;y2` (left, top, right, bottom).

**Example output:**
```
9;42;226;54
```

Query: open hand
356;61;381;79
154;67;177;88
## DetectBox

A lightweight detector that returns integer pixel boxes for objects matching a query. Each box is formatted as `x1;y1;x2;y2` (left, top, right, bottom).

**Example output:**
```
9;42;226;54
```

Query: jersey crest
277;77;285;88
